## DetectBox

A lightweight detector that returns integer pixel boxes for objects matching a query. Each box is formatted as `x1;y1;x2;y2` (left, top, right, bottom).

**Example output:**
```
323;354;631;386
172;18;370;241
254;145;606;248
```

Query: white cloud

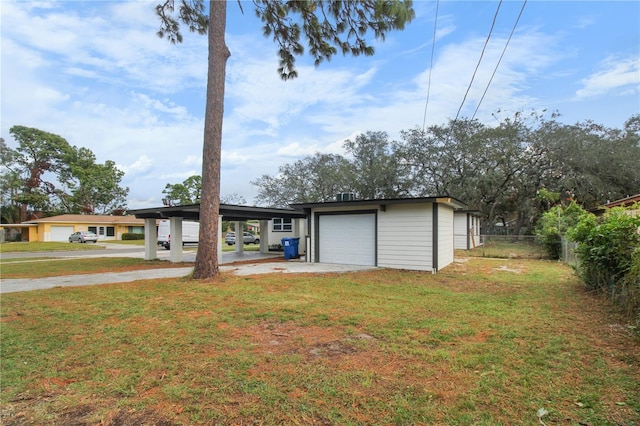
118;155;153;175
576;56;640;99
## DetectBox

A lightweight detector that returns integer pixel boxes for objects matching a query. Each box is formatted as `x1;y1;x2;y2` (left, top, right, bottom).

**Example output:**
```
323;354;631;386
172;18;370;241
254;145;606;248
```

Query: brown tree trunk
192;1;230;280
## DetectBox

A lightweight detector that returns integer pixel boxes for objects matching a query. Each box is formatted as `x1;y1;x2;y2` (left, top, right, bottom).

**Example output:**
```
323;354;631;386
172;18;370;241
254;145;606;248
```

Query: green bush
536;202;589;259
568;206;640;322
122;233;145;240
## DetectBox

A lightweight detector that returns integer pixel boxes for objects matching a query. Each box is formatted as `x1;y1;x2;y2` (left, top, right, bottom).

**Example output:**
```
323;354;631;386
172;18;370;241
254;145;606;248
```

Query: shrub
122;233;145;240
536;202;589;259
568;206;640;321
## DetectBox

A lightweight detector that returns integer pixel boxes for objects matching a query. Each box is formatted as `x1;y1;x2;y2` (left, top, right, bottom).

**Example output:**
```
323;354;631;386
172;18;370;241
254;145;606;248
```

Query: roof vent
336;192;355;202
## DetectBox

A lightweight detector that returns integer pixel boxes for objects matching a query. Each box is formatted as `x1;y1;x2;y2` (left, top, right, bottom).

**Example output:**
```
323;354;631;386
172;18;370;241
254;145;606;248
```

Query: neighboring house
454;210;484;250
19;214;150;242
590;194;640;217
291;196;467;273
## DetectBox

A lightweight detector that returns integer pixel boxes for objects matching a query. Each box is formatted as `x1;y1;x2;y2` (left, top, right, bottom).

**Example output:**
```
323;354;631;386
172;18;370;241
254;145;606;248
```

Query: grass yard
461;236;547;260
1;258;638;425
0;257;194;279
0;241;106;252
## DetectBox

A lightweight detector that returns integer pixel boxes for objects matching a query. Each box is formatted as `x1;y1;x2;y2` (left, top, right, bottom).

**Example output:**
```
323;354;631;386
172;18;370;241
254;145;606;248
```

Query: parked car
225;231;260;245
69;231;98;243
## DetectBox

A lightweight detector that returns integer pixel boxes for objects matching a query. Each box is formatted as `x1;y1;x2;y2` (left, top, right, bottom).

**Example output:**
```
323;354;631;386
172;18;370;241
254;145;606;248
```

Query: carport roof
128;203;307;221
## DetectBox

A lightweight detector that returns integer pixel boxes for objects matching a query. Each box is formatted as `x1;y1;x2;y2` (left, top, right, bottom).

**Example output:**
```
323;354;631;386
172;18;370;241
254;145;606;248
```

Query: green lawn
1;257;193;279
1;258;638;425
0;241;106;252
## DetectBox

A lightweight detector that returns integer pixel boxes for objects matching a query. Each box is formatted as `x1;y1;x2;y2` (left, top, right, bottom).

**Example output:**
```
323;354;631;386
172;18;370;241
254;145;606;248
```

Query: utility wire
471;0;527;120
422;0;440;132
453;0;502;123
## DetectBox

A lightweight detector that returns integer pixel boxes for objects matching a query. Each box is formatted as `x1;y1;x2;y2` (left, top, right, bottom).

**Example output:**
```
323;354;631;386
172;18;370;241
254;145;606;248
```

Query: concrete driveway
1;246;376;293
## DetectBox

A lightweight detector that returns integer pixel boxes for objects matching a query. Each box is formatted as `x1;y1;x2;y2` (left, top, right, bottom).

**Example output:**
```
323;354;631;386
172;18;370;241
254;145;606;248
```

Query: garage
50;226;74;242
318;213;376;266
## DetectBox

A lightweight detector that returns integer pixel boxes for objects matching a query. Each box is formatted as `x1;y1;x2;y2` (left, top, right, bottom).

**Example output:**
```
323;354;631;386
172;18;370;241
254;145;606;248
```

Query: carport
128;203;307;262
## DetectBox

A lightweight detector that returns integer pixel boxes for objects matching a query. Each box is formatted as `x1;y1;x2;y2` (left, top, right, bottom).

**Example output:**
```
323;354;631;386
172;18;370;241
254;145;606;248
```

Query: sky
1;1;639;210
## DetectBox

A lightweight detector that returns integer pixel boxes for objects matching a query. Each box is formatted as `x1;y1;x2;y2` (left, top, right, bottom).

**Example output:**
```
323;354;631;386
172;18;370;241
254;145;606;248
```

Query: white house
291;196;467;273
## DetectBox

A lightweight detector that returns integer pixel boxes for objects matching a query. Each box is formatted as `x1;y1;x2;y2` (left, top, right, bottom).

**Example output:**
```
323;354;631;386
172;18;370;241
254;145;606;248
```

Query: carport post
144;218;158;260
169;217;183;263
218;215;223;264
234;221;243;253
259;219;269;253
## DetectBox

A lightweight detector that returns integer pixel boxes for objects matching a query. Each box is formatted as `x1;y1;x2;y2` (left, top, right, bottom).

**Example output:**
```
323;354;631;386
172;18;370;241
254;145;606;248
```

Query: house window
106;226;115;237
88;226;97;234
98;227;105;236
128;226;144;234
273;218;293;232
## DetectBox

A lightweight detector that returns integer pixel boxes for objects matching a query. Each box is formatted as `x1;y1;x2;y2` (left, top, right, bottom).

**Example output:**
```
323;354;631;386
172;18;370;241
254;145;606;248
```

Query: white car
69;231;98;243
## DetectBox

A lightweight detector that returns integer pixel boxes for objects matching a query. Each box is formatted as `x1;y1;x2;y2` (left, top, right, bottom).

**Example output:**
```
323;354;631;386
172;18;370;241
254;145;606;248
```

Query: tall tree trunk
193;1;230;280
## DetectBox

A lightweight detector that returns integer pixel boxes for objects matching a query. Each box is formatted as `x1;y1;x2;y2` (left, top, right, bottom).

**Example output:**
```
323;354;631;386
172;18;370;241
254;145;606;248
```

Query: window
273;218;292;232
98;227;105;236
106;226;115;237
88;226;97;234
128;226;144;234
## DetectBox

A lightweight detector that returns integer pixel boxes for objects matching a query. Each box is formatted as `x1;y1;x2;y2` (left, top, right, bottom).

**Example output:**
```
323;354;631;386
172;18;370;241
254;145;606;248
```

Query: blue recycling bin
281;237;300;260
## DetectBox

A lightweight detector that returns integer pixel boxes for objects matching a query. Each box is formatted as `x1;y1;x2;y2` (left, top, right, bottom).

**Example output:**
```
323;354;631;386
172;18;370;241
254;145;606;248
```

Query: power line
472;0;527;121
453;0;503;123
422;0;440;132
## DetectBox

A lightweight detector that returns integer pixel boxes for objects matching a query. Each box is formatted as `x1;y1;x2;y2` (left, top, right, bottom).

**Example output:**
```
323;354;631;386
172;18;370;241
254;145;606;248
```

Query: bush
122;233;145;240
536;202;589;259
569;206;640;322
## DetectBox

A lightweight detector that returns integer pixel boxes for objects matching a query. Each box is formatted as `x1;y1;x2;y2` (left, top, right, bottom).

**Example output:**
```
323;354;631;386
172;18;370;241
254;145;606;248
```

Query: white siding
437;205;455;270
454;212;469;249
378;204;433;271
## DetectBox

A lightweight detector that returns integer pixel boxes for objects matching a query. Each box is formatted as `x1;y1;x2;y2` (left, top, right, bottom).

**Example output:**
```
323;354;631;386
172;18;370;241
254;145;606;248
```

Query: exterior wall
470;215;482;247
308;202;458;272
454;212;483;249
378;203;433;271
454;212;469;249
265;218;307;253
437;204;455;270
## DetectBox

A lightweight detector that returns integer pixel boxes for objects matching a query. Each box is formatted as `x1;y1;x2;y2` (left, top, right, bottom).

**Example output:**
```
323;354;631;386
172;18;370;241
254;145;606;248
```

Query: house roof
603;194;640;208
290;196;468;210
589;194;640;214
23;214;148;225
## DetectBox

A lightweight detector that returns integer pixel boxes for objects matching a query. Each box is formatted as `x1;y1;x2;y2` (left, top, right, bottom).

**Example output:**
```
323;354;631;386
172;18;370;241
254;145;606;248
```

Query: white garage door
318;214;376;266
50;226;75;242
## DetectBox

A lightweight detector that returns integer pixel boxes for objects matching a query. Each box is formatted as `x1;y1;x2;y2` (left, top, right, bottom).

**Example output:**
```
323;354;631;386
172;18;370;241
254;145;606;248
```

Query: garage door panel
318;214;375;266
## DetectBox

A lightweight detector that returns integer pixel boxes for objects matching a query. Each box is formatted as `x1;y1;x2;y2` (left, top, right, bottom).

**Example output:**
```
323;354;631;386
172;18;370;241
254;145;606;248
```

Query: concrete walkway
1;258;375;294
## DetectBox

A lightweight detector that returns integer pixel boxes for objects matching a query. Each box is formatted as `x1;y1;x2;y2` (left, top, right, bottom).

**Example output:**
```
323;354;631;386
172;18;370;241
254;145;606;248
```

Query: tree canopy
253;112;640;235
1;126;129;222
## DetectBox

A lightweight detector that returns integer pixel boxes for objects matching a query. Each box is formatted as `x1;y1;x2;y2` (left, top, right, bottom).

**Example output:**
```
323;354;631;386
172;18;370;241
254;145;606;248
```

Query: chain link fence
561;237;579;268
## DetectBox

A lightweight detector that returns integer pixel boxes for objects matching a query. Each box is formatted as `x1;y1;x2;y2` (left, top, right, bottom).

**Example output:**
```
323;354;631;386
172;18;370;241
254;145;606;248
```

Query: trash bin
281;237;300;260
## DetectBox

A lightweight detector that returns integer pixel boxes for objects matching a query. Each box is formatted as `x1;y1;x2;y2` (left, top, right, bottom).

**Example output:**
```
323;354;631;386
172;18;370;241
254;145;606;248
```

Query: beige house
8;215;150;242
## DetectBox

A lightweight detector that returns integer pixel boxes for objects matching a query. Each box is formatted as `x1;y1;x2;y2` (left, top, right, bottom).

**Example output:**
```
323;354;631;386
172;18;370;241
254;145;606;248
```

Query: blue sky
2;1;639;209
